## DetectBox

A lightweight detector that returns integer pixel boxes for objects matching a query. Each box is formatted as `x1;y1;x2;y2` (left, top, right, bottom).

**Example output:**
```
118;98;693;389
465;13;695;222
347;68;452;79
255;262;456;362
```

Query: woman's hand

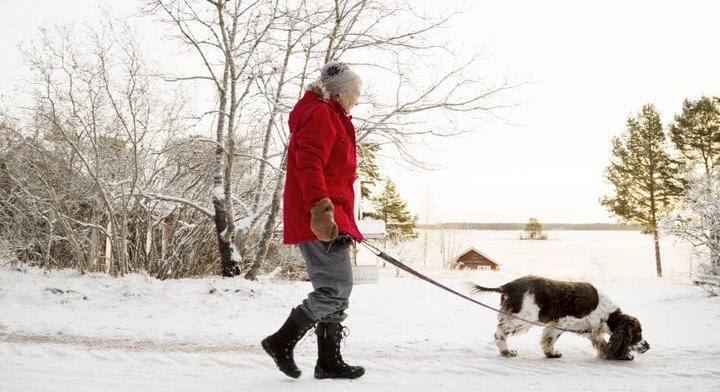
310;198;339;241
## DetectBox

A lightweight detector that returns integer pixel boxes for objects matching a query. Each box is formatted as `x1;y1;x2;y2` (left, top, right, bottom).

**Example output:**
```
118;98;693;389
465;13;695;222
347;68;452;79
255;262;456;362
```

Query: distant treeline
419;223;642;231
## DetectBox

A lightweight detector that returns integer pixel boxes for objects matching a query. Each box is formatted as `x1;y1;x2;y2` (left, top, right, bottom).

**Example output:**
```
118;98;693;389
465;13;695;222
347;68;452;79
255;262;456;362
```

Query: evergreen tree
357;143;381;199
669;96;720;179
601;104;683;277
366;178;417;238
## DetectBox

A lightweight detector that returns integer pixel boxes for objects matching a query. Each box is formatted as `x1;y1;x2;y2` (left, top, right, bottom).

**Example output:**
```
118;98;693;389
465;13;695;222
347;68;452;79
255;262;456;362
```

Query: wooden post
89;228;99;273
104;222;112;274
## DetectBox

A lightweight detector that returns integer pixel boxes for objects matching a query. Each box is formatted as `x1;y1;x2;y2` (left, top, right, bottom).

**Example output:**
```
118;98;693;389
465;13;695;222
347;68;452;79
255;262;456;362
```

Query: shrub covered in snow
663;174;720;295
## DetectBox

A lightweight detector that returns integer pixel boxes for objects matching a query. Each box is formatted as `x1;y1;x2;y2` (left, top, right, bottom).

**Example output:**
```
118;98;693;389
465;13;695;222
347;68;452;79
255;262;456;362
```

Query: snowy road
3;331;719;392
1;266;719;391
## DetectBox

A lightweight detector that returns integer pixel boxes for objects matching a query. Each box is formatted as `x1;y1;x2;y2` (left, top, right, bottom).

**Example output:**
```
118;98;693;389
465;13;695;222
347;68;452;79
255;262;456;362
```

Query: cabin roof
454;247;501;266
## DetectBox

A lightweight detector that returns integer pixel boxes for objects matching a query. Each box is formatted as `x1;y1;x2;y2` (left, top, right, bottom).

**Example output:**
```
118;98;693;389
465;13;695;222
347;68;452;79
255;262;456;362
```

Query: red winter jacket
283;91;364;244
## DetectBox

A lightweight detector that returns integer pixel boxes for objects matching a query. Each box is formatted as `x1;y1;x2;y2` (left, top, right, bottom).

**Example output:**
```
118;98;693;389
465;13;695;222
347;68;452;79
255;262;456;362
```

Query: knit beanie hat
319;61;361;97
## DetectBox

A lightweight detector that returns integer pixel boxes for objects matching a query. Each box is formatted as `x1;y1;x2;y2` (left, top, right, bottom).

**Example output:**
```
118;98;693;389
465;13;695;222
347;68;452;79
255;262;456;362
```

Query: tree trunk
253;29;293;212
704;176;720;269
214;199;239;276
649;183;662;277
144;225;152;272
211;30;235;277
653;227;663;277
119;221;128;276
89;228;99;273
245;152;287;280
216;4;241;277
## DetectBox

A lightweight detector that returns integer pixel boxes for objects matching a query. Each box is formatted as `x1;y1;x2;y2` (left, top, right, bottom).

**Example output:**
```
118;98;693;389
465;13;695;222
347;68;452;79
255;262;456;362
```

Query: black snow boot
261;307;316;378
314;321;365;379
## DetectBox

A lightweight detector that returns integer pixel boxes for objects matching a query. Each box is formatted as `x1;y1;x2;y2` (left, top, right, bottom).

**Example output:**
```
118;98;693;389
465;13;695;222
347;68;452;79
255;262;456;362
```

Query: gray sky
1;0;718;224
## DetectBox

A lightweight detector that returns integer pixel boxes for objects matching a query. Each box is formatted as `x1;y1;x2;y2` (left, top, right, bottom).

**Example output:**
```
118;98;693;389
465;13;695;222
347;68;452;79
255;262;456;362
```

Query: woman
262;62;365;380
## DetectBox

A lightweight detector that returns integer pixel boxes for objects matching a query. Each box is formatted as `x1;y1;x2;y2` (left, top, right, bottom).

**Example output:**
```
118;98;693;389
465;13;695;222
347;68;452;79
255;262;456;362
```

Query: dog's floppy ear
606;323;631;360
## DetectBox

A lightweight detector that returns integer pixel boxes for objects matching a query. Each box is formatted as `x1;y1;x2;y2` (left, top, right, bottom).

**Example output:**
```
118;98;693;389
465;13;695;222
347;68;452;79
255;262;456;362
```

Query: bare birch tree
145;0;279;276
243;0;520;277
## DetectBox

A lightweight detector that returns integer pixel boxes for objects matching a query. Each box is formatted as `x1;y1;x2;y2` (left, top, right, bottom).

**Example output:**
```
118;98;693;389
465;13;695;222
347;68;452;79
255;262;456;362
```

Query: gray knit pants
297;239;353;323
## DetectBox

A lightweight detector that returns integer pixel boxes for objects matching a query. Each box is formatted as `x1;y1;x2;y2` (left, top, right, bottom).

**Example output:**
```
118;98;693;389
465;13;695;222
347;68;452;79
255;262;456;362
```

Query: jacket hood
289;91;320;134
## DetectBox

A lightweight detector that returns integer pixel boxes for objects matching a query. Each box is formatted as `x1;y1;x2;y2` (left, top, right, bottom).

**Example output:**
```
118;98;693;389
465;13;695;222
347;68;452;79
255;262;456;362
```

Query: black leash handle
358;240;590;335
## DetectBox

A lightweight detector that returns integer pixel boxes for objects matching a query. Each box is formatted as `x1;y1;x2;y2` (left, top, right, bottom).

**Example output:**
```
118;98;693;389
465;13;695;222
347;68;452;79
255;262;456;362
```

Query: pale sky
385;0;720;224
1;1;718;224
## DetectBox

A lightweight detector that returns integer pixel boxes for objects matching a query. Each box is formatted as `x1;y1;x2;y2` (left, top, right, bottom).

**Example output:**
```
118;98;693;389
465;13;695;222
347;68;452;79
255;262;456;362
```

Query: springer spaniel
471;275;650;360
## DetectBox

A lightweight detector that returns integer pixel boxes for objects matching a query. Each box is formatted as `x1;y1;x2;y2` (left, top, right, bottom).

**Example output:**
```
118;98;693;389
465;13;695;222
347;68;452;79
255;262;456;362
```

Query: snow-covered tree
665;97;720;291
663;173;720;294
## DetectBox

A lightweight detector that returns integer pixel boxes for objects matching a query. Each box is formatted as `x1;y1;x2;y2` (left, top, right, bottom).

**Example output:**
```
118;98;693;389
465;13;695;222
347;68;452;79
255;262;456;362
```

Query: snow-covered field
1;231;719;391
388;230;696;280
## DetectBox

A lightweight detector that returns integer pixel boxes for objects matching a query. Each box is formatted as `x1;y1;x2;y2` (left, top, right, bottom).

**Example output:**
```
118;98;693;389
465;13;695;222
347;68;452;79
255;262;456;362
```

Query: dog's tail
465;281;504;295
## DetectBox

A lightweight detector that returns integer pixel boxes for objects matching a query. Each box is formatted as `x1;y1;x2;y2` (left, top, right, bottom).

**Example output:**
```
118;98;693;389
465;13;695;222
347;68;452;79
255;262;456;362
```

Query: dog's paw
544;351;562;359
623;354;634;361
500;349;518;357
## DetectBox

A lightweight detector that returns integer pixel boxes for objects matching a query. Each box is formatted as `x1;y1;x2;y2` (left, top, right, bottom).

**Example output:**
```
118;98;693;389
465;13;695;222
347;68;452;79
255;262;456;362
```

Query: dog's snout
634;340;650;354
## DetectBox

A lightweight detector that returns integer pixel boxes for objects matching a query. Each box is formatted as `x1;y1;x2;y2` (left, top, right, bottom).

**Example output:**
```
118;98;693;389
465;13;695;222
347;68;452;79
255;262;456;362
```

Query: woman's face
338;84;361;112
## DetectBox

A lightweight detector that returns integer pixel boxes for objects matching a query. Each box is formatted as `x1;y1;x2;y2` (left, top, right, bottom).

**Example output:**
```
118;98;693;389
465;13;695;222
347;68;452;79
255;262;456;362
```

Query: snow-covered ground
1;260;719;391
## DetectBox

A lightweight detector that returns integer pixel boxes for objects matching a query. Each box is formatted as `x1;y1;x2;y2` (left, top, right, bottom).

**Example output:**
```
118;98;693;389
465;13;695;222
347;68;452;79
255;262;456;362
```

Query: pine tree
601;104;683;277
669;96;720;179
357;143;381;199
366;178;417;238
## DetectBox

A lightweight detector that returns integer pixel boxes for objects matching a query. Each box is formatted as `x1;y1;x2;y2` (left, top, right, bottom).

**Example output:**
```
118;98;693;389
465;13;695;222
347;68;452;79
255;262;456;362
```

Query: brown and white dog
471;275;650;360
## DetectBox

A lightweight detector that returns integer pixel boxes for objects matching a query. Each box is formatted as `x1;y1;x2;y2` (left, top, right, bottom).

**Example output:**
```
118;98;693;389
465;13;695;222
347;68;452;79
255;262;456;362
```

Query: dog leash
358;240;591;335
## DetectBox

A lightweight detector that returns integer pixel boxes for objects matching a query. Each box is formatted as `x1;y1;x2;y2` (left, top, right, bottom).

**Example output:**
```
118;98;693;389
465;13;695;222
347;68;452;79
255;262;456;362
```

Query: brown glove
310;197;339;241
